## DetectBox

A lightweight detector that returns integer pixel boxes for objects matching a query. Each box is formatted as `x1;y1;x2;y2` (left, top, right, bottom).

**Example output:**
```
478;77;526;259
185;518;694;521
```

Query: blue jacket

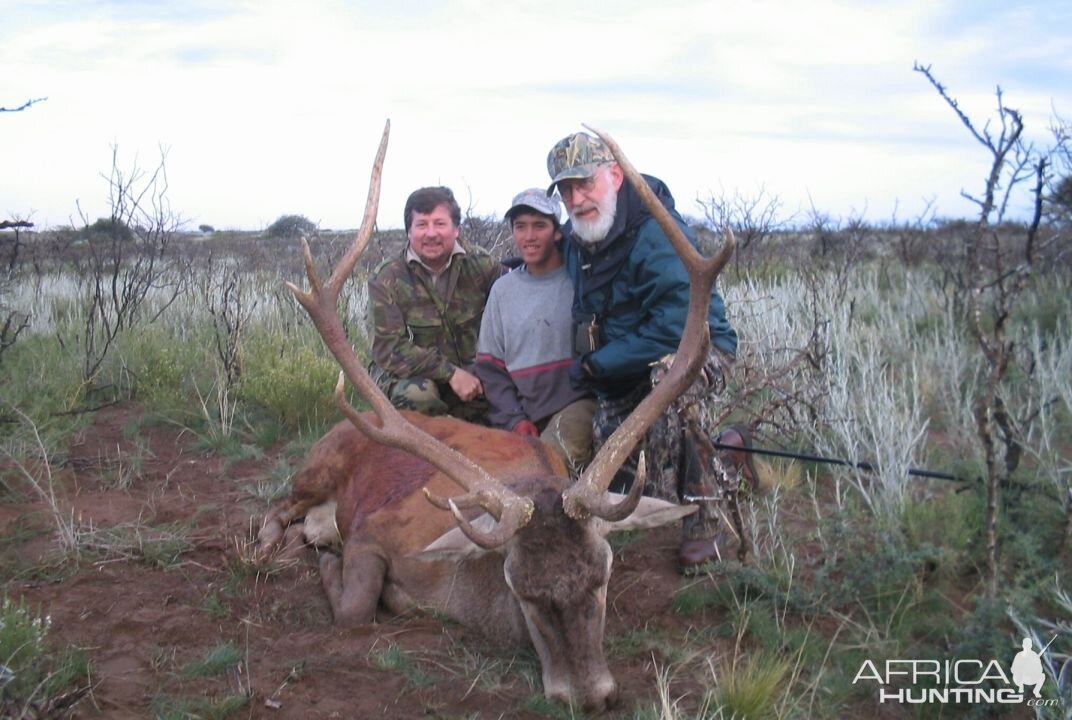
563;174;737;399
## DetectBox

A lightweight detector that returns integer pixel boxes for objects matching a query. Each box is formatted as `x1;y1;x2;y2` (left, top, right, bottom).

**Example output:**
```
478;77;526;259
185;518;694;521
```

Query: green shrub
1013;277;1072;338
812;517;933;623
84;216;134;242
0;334;85;417
675;563;815;616
900;491;977;578
999;489;1066;599
115;324;205;409
0;596;50;699
266;214;316;239
237;334;353;434
0;595;89;710
947;598;1016;718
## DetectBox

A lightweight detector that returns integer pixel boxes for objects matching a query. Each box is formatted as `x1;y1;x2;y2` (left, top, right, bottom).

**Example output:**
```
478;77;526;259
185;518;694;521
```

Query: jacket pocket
407;317;443;349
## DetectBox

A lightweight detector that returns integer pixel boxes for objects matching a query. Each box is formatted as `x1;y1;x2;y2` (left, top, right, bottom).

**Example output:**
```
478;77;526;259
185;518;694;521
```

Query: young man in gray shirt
475;189;595;469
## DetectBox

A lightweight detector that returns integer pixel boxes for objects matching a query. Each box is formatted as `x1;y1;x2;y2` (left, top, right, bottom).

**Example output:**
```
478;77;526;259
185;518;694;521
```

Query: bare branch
916;61;1064;594
74;145;188;382
0;97;47;113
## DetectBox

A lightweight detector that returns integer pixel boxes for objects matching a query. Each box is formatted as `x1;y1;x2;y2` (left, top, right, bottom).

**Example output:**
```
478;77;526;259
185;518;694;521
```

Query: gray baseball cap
505;187;562;222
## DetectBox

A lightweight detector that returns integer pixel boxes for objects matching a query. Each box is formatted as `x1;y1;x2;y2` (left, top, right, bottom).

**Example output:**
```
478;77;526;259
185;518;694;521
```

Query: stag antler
561;126;736;521
286;120;534;549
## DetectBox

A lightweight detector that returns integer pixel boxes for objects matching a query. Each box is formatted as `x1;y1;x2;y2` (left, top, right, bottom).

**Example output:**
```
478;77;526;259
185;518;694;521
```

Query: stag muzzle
544;666;618;713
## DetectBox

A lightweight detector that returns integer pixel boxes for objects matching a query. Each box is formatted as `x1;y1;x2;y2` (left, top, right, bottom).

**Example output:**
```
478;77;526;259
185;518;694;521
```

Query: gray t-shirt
475;265;590;429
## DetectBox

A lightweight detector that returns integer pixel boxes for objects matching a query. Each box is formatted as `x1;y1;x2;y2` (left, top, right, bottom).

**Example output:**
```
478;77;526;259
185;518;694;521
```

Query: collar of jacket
405;242;468;276
564;173;677;256
565;174;679;305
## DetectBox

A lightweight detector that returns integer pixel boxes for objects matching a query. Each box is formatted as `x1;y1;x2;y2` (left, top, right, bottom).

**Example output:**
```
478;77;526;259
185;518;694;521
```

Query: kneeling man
475;189;595;468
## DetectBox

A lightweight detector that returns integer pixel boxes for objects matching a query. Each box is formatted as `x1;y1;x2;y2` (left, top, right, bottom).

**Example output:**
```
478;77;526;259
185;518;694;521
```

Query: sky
2;0;1070;232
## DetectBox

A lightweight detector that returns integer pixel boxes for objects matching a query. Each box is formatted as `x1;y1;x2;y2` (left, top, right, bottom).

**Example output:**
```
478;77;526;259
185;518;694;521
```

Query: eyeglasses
559;171;601;196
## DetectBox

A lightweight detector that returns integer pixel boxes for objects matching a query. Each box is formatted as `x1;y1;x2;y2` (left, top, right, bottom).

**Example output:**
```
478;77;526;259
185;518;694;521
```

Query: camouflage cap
505;187;562;223
546;132;616;191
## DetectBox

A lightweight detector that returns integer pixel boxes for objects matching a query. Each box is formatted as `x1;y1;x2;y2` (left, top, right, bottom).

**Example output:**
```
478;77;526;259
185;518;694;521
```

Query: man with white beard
546;131;749;571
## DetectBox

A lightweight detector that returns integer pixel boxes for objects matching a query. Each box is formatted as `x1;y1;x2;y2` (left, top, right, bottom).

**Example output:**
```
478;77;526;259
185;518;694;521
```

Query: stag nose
582;676;619;713
547;675;618;714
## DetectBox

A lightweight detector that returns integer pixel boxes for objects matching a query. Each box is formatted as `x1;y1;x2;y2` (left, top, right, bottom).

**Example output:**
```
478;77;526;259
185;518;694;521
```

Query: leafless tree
198;256;258;390
915;62;1066;595
1046;115;1072;248
459;186;511;259
0;308;29;367
0;218;34;271
696;184;787;276
462;213;512;259
65;145;188;384
798;201;873;313
888;197;938;267
0;218;34;365
712;319;828;444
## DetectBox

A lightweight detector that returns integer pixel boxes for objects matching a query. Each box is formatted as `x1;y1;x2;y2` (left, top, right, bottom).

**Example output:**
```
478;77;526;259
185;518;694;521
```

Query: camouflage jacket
369;246;503;383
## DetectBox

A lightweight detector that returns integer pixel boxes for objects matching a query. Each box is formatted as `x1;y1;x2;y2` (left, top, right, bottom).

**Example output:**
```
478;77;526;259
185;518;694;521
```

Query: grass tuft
77;520;195;569
179;642;242;679
227;521;301;580
151;692;248;720
711;651;791;719
367;641;438;688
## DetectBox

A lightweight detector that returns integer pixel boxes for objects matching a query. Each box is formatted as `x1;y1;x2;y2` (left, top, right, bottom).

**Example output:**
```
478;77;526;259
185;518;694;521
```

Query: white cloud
1;0;1069;230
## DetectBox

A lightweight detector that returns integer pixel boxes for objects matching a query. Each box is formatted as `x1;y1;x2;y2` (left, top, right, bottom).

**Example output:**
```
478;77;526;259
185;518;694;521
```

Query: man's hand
449;367;484;402
568;357;593;390
512;419;539;437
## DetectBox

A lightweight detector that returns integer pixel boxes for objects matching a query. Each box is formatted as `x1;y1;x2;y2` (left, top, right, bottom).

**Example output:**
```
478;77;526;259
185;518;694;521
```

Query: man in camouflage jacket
369;186;504;422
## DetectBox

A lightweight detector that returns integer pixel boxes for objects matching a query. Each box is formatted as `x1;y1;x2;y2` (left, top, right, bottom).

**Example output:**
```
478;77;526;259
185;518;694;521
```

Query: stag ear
596;496;698;535
411;514;502;562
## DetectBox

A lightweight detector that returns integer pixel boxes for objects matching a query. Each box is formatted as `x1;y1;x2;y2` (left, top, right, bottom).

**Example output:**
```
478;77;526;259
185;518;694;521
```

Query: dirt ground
2;405;744;719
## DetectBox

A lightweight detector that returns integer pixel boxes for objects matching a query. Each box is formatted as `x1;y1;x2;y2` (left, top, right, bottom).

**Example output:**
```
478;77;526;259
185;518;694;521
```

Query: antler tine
562;126;735;521
285;120;396;424
288;120;534;546
588;451;648;523
325;121;392;295
448;499;529;550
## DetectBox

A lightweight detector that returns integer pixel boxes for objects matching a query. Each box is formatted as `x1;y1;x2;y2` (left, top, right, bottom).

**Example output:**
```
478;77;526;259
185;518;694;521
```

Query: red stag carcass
257;121;735;712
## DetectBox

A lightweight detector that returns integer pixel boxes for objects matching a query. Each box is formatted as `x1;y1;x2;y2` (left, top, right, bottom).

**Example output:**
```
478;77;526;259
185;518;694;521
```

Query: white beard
569;187;617;245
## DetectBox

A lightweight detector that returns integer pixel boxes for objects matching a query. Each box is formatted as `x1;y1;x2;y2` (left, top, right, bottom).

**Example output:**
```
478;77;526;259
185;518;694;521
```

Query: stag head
287;120;734;711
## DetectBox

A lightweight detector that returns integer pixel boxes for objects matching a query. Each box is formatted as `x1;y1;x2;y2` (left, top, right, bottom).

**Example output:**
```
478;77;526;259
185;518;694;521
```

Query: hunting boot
715;424;759;494
678;434;727;572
